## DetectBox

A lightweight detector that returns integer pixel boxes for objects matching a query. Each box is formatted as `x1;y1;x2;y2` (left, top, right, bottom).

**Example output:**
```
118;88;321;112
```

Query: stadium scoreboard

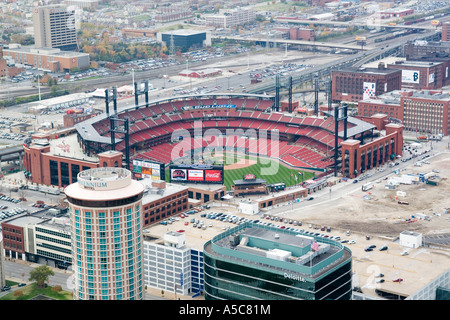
169;164;224;184
132;159;166;181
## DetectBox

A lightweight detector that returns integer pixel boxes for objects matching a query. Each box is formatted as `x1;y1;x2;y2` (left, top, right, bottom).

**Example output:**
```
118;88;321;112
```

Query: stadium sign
181;104;236;110
132;159;165;181
243;174;256;180
169;164;224;184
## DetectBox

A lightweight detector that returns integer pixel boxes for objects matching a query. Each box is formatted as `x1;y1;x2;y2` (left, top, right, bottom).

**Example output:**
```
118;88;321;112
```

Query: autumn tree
29;265;54;288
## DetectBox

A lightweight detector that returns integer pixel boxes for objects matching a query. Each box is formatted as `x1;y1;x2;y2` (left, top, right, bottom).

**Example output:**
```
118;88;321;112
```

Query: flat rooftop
161;29;209;36
336;67;401;75
4;45;89;58
388;60;443;68
140;180;189;204
142;203;450;299
48;133;99;162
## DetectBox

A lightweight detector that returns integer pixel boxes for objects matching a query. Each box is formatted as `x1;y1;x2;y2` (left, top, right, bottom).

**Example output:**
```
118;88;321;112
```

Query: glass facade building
204;223;352;300
65;167;145;300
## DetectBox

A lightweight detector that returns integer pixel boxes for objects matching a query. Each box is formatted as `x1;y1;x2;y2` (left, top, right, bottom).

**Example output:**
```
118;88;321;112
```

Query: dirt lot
292;151;450;238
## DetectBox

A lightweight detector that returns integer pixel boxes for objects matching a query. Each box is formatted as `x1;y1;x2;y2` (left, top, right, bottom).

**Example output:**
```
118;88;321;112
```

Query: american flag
311;241;319;252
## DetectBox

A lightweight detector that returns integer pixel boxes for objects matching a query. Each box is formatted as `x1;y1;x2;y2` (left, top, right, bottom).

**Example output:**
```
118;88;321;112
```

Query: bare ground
293;151;450;238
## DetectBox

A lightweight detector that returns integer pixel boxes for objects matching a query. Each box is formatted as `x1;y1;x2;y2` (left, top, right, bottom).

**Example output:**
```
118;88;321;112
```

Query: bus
362;183;374;192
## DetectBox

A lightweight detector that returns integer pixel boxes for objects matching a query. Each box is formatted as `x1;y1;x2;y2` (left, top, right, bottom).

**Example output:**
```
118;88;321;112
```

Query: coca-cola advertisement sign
204;170;222;182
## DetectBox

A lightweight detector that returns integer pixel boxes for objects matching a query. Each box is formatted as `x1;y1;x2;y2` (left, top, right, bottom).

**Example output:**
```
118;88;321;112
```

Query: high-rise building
33;5;78;51
0;235;5;290
204;222;353;300
65;167;145;300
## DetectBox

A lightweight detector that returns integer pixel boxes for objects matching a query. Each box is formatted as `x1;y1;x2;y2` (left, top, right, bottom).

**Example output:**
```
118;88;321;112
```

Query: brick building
3;45;89;73
358;89;450;136
387;60;445;90
341;122;404;178
289;27;315;41
442;22;450;42
63;109;102;128
401;90;450;136
358;90;403;122
404;41;450;60
332;64;402;103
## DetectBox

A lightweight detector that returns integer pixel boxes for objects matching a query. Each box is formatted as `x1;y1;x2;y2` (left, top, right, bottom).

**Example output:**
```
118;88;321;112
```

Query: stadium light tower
333;104;348;177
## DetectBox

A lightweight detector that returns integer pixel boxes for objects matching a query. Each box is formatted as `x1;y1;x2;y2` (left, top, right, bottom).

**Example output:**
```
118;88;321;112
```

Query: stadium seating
92;97;343;170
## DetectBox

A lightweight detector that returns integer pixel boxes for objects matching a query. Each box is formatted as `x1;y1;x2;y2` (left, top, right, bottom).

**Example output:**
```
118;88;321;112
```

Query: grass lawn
0;283;73;300
222;157;314;190
165;153;315;190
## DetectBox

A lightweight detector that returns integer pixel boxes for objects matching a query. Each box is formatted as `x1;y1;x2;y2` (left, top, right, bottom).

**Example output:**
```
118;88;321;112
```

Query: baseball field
165;152;316;190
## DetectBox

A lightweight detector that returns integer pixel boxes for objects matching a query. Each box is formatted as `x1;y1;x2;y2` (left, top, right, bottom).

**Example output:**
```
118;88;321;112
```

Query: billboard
204;170;222;182
402;70;420;84
188;169;204;181
169;164;224;184
363;82;376;100
132;159;165;181
171;169;187;181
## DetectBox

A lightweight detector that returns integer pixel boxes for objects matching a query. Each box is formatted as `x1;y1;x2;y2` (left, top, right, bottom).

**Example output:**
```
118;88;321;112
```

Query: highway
0;28;440;103
274;17;440;31
212;35;373;51
247;30;440;95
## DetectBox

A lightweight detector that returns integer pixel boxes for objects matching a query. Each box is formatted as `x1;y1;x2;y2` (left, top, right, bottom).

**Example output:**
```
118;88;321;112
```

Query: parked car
393;278;403;283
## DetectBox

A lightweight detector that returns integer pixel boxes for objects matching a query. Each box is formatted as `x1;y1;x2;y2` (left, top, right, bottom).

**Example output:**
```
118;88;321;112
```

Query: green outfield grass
165;153;316;190
222;157;314;190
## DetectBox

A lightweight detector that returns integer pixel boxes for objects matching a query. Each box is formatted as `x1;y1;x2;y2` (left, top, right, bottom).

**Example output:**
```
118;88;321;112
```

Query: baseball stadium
23;90;404;195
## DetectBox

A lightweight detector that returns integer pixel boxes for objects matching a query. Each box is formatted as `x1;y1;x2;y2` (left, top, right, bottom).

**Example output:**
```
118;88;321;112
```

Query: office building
203;222;353;300
3;45;89;72
140;180;189;227
23;210;72;269
360;89;450;136
442;22;450;42
204;7;256;28
404;41;450;60
387;60;445;90
357;90;404;121
64;167;145;300
0;235;5;289
401;90;450;135
157;29;211;51
332;64;402;103
144;231;192;296
33;5;78;51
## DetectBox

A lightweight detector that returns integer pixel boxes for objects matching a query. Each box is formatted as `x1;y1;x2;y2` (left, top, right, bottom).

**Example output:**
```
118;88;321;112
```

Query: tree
29;265;54;288
14;290;24;298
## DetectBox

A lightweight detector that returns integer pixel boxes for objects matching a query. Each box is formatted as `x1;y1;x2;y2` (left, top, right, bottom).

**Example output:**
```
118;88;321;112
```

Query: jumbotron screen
169;164;224;184
132;159;165;181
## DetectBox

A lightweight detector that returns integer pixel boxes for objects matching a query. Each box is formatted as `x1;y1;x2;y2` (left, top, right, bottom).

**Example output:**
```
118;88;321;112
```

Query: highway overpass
274;18;440;31
212;36;371;51
247;31;440;95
